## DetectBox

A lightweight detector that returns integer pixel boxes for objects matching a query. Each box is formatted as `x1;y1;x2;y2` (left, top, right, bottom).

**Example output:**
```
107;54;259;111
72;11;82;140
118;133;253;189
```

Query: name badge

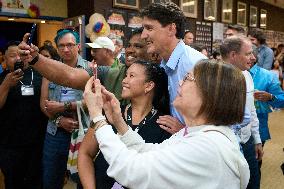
21;85;34;96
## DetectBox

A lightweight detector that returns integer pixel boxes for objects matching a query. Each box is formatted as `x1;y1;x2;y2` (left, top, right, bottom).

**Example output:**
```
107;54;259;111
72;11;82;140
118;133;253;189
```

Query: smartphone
91;63;97;93
14;61;24;71
93;64;97;80
27;23;37;45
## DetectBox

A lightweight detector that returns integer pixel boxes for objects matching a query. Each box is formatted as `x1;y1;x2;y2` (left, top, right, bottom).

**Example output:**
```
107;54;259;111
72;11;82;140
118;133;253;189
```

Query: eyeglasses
179;72;195;86
57;43;77;50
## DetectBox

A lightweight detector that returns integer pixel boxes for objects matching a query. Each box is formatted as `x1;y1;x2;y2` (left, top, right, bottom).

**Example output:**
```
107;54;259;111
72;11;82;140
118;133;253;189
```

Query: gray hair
220;35;250;59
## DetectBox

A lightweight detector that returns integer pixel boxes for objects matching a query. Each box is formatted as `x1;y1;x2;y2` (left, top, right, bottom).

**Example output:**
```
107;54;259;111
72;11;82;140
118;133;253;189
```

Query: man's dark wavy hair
140;2;186;39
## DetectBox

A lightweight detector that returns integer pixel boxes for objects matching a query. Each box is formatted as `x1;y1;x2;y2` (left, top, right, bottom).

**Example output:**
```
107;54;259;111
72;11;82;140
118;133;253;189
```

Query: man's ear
229;51;237;60
77;43;81;52
168;23;177;37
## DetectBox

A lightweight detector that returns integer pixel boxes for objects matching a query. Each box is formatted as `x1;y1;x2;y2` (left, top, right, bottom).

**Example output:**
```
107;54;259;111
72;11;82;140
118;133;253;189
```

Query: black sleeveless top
94;104;171;189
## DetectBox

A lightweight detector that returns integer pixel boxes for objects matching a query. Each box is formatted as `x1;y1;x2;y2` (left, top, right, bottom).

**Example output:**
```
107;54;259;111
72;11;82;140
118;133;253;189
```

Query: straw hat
85;13;110;42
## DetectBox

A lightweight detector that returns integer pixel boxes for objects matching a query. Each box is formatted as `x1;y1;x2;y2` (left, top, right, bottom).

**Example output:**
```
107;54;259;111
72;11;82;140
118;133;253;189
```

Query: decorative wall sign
260;9;267;29
204;0;217;21
180;0;197;18
237;2;247;26
222;0;233;23
249;6;258;27
113;0;139;10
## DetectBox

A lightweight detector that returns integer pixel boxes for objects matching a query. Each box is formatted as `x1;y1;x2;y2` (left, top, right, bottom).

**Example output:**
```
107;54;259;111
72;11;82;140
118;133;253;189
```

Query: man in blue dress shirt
250;45;284;178
140;2;207;134
248;29;274;70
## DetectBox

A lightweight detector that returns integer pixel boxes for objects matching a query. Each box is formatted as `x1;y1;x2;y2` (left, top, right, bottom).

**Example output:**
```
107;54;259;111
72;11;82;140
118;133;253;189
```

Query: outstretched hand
18;33;39;64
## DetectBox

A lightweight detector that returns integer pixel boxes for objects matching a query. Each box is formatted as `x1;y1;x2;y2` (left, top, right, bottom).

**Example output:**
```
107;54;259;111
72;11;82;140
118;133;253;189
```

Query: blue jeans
42;129;71;189
241;135;260;189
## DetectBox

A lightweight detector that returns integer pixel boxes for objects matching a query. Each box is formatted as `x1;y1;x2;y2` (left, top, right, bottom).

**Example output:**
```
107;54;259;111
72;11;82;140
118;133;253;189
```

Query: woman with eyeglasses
78;60;171;188
82;59;250;189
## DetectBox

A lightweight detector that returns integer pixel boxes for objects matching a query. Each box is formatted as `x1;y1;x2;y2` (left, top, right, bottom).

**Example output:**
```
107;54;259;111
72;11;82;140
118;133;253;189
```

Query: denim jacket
47;55;90;135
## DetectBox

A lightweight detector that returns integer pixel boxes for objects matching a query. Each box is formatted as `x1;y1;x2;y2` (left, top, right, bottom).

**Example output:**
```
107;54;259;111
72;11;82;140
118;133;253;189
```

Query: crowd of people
0;1;284;189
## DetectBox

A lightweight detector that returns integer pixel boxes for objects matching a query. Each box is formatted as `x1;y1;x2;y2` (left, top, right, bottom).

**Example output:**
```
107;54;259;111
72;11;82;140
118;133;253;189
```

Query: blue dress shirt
257;45;274;70
160;40;207;124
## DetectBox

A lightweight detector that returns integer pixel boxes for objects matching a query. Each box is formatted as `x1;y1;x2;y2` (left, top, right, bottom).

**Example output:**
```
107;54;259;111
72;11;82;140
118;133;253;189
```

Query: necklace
125;104;157;133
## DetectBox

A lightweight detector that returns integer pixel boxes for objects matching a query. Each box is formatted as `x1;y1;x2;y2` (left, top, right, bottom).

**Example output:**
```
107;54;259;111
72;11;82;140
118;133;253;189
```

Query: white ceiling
261;0;284;9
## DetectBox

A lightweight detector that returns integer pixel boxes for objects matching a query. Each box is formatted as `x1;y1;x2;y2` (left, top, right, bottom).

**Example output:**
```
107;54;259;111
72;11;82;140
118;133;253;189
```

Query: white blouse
95;124;249;189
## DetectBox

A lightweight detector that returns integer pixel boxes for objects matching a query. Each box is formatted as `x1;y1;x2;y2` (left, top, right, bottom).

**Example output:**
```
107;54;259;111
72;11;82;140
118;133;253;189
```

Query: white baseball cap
86;37;115;52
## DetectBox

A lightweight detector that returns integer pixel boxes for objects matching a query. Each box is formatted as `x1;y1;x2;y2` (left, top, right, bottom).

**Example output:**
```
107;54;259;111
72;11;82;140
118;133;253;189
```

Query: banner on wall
1;0;30;14
106;9;126;38
127;12;142;28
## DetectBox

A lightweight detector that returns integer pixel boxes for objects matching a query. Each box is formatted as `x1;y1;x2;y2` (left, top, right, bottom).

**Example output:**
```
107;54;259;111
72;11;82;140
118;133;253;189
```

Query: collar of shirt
61;55;85;68
111;58;120;68
76;55;85;68
160;40;185;74
249;64;259;78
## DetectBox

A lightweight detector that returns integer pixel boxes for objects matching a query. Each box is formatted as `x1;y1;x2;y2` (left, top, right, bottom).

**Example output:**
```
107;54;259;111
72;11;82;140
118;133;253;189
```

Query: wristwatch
29;54;39;65
55;116;63;127
270;94;276;102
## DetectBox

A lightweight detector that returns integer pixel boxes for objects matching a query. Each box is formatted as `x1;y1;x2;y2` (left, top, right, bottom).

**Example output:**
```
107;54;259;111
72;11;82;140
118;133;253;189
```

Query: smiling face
121;63;154;100
125;34;148;67
173;72;202;120
140;17;171;55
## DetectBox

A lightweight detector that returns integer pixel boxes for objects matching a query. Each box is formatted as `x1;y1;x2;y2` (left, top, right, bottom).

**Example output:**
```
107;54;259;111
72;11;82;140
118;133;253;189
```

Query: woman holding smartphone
78;60;171;188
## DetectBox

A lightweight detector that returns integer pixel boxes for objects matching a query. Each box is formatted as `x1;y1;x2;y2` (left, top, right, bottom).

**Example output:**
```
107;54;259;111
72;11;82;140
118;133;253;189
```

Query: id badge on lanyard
21;85;34;96
20;69;34;96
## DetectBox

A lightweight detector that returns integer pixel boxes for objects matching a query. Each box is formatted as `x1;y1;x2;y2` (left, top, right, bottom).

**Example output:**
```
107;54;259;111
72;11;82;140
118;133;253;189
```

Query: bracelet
55;116;63;127
28;54;39;66
51;113;61;124
90;115;106;129
93;120;108;132
64;101;72;112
